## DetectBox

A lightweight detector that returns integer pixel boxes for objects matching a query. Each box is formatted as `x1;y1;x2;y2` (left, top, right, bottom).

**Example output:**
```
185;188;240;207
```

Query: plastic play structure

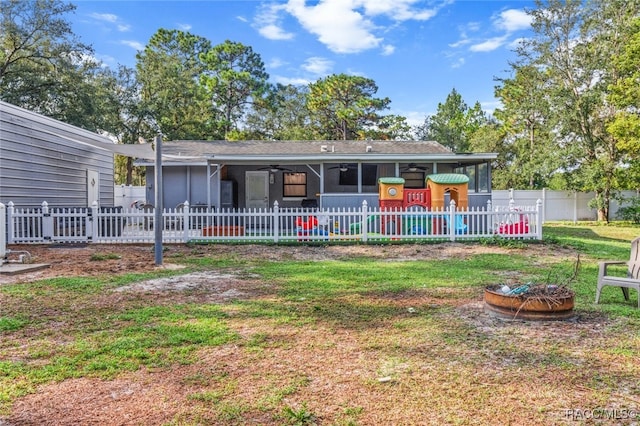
495;211;529;234
295;215;328;240
295;173;476;238
376;174;470;235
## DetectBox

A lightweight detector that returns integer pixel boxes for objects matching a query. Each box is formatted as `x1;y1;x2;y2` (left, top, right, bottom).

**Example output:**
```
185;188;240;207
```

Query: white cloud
450;21;479;48
381;44;395;56
493;9;532;33
177;23;192;31
466;22;481;32
450;8;531;56
390;109;427;127
480;100;502;116
470;35;508;52
451;57;465;68
89;12;130;32
255;0;443;54
120;40;145;51
285;0;381;53
449;38;470;49
508;37;527;50
90;12;118;23
359;0;441;21
345;68;367;77
259;24;295;40
255;3;295;41
268;58;286;69
236;15;248;23
302;57;333;75
273;75;312;86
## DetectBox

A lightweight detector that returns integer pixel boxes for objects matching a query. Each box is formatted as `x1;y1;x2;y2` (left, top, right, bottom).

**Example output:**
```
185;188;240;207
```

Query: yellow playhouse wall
427;183;468;210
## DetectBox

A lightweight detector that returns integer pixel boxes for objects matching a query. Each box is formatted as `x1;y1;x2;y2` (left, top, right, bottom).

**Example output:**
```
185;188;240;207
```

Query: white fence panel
492;189;639;222
5;200;543;245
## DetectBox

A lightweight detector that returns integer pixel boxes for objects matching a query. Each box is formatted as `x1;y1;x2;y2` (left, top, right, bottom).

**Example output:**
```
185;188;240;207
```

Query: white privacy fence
492;189;639;222
4;200;542;245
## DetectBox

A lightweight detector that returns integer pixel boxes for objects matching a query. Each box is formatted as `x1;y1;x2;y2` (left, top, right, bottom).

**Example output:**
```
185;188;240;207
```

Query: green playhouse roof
426;173;470;184
378;177;405;184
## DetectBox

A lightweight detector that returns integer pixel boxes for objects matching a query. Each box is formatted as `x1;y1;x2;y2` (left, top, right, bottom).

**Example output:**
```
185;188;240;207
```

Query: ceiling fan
258;165;292;172
402;163;428;172
328;163;356;172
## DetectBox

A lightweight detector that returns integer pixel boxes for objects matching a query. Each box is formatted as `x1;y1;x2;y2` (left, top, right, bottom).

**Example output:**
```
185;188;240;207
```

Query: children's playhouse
377;173;470;235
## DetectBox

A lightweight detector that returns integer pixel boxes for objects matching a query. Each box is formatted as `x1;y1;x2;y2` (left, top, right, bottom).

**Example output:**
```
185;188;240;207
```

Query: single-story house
135;140;497;211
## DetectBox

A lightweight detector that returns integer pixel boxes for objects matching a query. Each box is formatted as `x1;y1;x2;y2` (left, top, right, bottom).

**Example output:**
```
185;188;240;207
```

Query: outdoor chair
595;236;640;308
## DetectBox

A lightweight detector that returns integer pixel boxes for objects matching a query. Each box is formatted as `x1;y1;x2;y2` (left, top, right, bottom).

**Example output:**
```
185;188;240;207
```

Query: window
454;164;489;193
339;164;377;186
400;172;425;188
467;166;476;192
283;172;307;197
477;163;489;192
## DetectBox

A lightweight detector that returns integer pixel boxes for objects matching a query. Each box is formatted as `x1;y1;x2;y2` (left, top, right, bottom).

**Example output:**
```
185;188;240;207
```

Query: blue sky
69;0;536;126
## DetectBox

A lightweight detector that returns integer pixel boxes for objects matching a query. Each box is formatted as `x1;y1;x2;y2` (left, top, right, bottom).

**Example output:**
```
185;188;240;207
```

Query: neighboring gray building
0;101;116;208
136;140;498;211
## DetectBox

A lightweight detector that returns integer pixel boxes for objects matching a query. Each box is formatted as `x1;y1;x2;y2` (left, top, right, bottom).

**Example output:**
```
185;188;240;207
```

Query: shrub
617;197;640;224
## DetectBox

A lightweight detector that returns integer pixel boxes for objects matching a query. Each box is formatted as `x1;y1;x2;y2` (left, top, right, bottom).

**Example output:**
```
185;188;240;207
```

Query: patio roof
135;140;497;166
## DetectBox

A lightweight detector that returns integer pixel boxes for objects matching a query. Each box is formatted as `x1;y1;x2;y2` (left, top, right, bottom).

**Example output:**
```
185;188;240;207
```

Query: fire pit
484;284;575;320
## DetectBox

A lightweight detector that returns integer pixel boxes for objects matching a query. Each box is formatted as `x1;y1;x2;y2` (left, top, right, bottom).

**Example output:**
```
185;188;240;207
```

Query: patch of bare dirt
0;242;574;285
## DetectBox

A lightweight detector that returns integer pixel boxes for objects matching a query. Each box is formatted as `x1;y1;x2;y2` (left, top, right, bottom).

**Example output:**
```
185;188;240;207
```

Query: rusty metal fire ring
483;287;575;321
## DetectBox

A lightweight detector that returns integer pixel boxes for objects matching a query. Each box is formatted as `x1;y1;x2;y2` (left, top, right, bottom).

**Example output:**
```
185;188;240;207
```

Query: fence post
7;201;14;243
42;201;53;241
89;201;99;241
486;199;493;235
273;201;280;243
448;200;456;242
182;201;190;243
361;200;368;243
536;199;543;240
541;188;547;224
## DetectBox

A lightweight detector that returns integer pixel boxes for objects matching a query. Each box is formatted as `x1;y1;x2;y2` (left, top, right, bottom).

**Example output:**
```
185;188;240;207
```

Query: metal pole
154;134;163;266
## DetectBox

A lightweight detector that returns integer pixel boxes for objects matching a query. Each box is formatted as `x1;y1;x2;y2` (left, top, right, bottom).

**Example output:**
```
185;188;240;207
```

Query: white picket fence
3;199;542;245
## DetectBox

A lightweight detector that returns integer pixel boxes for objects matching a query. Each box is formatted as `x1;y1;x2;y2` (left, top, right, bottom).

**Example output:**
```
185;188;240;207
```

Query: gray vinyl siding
0;101;115;208
145;166;218;209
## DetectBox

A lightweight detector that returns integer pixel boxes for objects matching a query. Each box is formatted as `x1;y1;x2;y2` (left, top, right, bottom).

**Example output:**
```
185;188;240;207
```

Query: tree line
1;0;638;220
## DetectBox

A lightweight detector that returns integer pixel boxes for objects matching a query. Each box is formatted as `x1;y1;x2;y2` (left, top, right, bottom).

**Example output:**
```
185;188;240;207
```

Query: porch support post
207;162;211;209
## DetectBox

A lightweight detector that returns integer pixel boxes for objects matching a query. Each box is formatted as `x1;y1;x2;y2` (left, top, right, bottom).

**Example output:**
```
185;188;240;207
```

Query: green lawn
1;223;639;425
